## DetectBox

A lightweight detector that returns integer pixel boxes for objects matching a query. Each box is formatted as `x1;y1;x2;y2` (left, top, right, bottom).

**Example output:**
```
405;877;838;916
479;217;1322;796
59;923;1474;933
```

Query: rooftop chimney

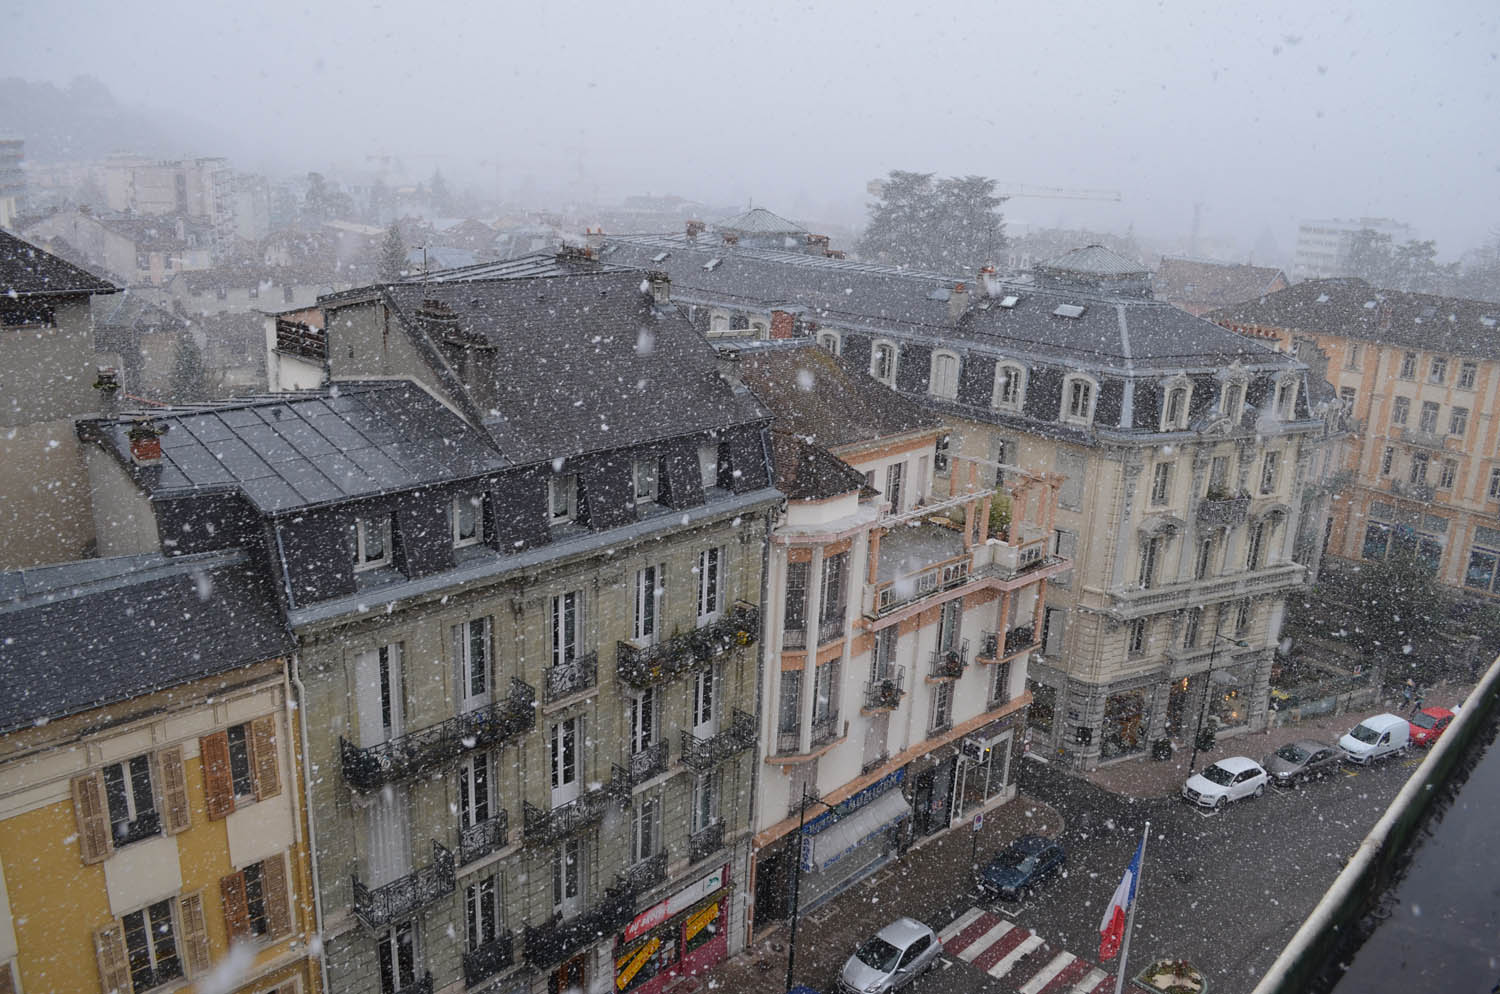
722;232;739;246
977;265;997;298
646;270;671;306
716;345;748;394
948;282;970;321
770;309;796;340
93;366;120;416
585;227;605;253
686;220;705;240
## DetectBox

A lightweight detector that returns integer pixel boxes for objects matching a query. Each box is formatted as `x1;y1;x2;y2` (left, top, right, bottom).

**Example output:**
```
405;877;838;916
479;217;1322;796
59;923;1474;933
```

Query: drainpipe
290;652;329;993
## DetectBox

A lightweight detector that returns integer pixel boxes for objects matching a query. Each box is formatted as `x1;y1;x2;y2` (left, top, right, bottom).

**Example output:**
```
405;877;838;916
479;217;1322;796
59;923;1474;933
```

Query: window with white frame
632;458;659;505
1458;361;1478;390
634;563;664;644
930;680;954;733
1430;356;1448;384
1438;458;1458;490
1410;451;1430;485
690;772;719;833
930;351;960;399
453;617;490;712
552;591;582;666
1062;375;1096;423
1275;378;1298;420
1162;384;1190;430
122;899;184;992
465;875;500;954
354;515;393;570
1260;451;1281;495
458;751;492;832
697;546;724;621
1149;462;1173;506
1450;407;1469;436
993;362;1026;410
871;341;897;384
452;494;483;548
552;838;584;917
1419;401;1440;433
549;474;578;524
631;793;661;863
630;686;658;755
1399;352;1418;380
885;461;905;513
377;920;418;994
1221;381;1246;422
817;330;841;355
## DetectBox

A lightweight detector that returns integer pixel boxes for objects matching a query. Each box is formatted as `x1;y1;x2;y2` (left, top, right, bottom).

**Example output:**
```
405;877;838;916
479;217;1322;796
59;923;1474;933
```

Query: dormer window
452;494;483;548
871;341;898;386
1275;377;1298;420
993;362;1026;411
929;350;960;400
354;515;393;571
1221;381;1246;423
817;330;842;355
633;458;659;506
1061;374;1097;425
1162;382;1191;431
549;474;578;524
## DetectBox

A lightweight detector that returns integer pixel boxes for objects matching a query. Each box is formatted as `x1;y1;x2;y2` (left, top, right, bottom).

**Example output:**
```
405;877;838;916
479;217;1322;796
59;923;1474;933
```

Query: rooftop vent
1482;316;1497;328
999;295;1020;308
1316;293;1330;303
1053;303;1086;319
704;258;723;271
652;251;670;263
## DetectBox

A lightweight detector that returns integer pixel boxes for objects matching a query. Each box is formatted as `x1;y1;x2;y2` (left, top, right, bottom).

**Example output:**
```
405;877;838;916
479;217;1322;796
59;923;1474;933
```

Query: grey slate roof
769;430;869;501
0;228;119;297
714;207;808;235
1037;244;1149;278
0;550;293;734
1209;279;1500;358
82;380;507;514
1153;258;1287;311
398;250;605;284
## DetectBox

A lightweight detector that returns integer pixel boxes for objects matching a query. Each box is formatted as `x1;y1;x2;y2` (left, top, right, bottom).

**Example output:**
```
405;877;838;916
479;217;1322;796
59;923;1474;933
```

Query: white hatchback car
1181;756;1268;810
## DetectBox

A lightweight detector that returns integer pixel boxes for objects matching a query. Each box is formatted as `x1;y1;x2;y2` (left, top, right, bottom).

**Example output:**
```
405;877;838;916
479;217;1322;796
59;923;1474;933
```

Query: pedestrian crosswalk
938;908;1122;994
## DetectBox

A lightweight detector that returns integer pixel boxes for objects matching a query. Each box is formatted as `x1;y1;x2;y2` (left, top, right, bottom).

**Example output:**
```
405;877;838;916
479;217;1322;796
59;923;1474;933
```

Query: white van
1338;712;1411;764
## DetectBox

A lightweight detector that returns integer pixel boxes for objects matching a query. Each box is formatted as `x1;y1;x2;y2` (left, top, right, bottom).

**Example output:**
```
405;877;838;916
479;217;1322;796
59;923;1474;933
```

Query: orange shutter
93;922;131;994
262;852;292;939
200;731;235;819
70;772;112;864
157;746;191;834
220;870;251;939
179;890;212;976
251;715;281;801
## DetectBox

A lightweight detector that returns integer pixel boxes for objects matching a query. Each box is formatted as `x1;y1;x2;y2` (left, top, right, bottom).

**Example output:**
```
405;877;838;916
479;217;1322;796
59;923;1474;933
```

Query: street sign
973;812;983;831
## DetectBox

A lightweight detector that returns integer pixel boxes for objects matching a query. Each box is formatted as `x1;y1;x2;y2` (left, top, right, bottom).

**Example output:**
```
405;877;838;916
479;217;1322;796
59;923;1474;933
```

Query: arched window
709;312;728;333
993;362;1026;410
1061;374;1097;425
871;341;898;385
1161;379;1191;431
1274;375;1299;421
930;350;960;399
1221;380;1246;422
817;331;842;355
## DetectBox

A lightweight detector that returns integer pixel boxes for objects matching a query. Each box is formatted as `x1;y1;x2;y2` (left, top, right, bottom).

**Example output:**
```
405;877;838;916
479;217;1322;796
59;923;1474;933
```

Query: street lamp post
1188;624;1250;774
784;784;833;992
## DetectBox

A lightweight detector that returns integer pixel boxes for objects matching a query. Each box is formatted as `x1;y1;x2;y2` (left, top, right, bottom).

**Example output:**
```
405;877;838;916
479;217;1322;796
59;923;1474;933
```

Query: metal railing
619;850;668;893
810;713;840;747
616;602;760;688
627;740;669;784
863;668;906;710
340;679;536;792
522;775;630;847
782;626;807;650
817;614;845;645
929;639;969;679
457;810;508;865
1003;625;1038;658
462;933;514;988
544;651;597;704
523;884;636;968
689;821;725;864
352;842;455;930
392;972;432;994
274;318;327;360
1196;494;1251;526
681;709;757;770
776;728;801;755
978;631;1000;660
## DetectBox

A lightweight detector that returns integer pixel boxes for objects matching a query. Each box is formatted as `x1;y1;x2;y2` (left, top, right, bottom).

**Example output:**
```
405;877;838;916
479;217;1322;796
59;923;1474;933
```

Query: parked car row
1181;707;1455;809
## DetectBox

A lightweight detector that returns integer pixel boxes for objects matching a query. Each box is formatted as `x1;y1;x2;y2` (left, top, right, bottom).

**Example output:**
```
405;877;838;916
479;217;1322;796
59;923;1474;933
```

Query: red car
1408;706;1455;747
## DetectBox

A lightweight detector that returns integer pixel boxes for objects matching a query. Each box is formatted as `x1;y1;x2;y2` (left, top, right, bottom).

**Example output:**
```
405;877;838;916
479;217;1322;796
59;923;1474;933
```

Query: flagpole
1113;821;1149;994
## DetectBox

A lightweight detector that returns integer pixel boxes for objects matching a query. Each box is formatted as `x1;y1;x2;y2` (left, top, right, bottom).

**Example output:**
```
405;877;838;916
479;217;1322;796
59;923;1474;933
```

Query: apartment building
598;229;1335;771
733;341;1064;930
1213;279;1500;597
0;551;317;994
79;257;779;994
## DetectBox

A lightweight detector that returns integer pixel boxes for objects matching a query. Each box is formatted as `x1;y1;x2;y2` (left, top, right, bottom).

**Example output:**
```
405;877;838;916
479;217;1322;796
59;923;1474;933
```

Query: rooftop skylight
1053;303;1086;319
704;257;722;271
652;251;670;263
999;295;1020;308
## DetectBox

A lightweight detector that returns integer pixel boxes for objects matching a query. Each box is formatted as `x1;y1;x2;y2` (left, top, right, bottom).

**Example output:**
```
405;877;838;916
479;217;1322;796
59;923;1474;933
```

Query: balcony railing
688;821;725;864
817;614;845;645
874;557;971;616
352;842;455;930
977;631;999;661
522;776;630;847
457;810;509;865
810;713;840;747
462;933;514;988
680;708;757;770
523;884;636;968
619;850;668;893
929;639;969;679
1400;426;1455;451
274;318;327;360
340;679;536;792
1196;494;1250;526
782;626;807;650
544;651;597;704
775;728;801;755
863;668;906;711
392;972;432;994
616;602;760;688
627;740;669;784
1003;625;1038;658
1108;561;1307;619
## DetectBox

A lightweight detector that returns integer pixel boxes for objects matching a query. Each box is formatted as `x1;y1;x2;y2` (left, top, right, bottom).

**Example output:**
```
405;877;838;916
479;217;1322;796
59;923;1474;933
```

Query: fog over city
6;0;1498;256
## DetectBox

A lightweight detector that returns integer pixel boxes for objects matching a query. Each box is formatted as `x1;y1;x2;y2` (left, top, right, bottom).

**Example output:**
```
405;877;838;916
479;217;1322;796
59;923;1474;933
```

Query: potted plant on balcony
876;679;901;709
127;419;168;464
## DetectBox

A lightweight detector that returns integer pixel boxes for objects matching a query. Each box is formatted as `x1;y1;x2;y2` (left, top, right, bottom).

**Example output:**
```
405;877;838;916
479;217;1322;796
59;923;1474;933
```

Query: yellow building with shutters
0;551;320;994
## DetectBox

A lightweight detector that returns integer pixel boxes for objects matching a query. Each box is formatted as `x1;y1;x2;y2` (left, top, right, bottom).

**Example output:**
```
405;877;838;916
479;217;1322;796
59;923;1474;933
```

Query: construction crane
993;182;1122;203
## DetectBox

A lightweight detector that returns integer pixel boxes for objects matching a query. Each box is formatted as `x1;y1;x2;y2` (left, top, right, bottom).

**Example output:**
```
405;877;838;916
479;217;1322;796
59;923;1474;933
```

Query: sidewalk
1081;681;1471;799
691;792;1064;993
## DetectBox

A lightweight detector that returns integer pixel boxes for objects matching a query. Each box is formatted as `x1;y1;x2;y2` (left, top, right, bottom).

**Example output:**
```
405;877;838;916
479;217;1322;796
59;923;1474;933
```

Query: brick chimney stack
948;282;970;321
646;270;671;306
770;309;797;339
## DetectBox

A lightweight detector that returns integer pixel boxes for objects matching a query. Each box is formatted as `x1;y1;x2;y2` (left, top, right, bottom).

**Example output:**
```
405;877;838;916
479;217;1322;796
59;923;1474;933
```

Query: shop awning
807;789;912;872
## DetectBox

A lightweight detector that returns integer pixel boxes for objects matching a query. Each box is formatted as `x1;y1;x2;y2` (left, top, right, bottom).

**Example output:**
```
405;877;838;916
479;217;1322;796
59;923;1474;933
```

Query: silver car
1264;739;1343;785
837;917;941;993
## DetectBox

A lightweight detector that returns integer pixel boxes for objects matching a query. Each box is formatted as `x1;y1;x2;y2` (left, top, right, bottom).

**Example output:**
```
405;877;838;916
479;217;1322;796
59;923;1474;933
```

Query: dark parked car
976;834;1066;902
1264;740;1343;785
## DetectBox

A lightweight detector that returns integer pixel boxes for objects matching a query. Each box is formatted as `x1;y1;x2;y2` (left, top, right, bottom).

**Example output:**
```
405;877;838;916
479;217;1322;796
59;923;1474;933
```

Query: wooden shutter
157;746;191;834
200;731;235;819
251;715;281;801
70;772;112;864
0;961;17;994
93;922;131;994
179;890;212;976
262;851;292;939
220;869;251;939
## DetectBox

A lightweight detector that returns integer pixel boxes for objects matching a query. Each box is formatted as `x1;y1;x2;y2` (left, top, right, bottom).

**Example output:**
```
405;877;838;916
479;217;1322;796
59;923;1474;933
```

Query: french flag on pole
1098;833;1145;960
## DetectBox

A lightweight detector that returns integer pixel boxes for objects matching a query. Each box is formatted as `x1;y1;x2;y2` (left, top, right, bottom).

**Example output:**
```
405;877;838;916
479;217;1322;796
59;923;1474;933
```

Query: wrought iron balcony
544;651;597;704
775;728;801;755
1003;625;1038;658
523;883;636;968
680;708;757;770
522;776;630;847
810;714;840;747
1389;477;1436;502
1400;426;1455;451
1196;493;1250;526
619;849;668;893
782;625;807;650
863;667;906;711
352;842;454;930
688;821;725;864
626;740;669;785
616;602;760;688
457;810;508;866
340;679;536;792
392;972;432;994
929;639;969;679
817;614;845;645
462;932;514;988
873;556;971;616
977;631;1000;661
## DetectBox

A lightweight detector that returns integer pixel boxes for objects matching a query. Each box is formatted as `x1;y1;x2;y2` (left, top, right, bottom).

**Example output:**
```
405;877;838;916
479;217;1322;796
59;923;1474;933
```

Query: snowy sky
8;0;1499;255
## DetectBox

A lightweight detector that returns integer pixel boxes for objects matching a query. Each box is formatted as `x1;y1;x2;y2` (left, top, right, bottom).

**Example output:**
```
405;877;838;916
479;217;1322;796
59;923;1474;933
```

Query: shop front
1208;661;1254;730
1099;688;1150;761
954;715;1019;817
613;864;731;994
797;769;911;911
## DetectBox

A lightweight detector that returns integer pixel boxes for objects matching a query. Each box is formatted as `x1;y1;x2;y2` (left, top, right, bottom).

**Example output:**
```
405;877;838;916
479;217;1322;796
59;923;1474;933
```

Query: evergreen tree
379;223;406;281
857;170;1006;271
168;331;216;403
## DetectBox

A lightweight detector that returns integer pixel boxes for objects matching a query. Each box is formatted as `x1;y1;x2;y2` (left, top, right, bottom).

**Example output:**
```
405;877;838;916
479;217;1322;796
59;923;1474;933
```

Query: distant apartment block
0;138;23;230
1292;217;1415;282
